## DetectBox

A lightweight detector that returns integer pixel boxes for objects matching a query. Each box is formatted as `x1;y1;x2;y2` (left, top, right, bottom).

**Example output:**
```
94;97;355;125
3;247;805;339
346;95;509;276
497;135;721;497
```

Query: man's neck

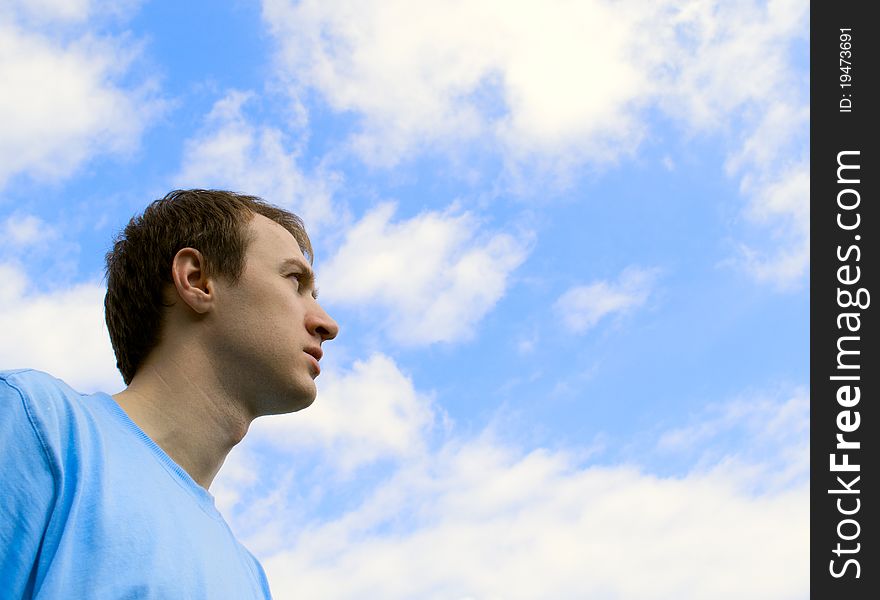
112;358;252;490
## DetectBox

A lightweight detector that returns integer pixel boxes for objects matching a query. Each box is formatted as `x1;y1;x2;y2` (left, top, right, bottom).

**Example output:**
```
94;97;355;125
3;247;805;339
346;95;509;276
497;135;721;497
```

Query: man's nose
309;303;339;342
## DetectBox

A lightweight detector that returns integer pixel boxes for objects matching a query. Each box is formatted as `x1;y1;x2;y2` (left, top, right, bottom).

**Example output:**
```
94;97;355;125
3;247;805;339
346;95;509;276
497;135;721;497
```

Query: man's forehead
247;213;307;262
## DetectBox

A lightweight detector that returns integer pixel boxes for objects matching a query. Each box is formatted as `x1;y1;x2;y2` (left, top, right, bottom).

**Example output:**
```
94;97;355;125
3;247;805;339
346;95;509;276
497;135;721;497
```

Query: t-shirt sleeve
0;376;56;598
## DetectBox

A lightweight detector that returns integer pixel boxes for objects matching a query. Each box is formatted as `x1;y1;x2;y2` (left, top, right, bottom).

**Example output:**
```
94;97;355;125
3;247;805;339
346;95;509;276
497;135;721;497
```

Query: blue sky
1;1;808;597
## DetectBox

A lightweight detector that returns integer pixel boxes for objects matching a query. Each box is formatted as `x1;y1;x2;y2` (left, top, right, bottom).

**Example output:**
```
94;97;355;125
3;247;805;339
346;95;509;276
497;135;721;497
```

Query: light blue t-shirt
0;369;273;599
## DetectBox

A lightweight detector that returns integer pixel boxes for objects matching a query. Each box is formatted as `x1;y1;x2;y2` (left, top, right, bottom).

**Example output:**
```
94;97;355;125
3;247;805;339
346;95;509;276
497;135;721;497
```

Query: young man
0;190;338;598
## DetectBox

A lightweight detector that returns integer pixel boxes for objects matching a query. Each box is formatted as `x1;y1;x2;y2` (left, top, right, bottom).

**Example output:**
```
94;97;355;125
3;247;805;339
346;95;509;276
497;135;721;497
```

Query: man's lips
303;346;323;361
304;347;323;375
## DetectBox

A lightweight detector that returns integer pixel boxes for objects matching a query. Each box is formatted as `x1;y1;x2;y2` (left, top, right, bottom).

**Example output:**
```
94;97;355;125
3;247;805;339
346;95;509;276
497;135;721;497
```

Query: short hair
104;189;312;385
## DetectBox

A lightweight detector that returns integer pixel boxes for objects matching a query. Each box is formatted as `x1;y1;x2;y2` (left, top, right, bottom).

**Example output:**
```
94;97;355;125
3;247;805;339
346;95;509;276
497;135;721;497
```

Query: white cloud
206;334;808;599
658;391;808;453
659;0;807;131
0;262;122;393
0;14;161;188
175;91;337;232
656;387;809;491
248;353;435;471
263;0;806;166
263;0;809;282
263;0;655;168
652;0;809;285
320;203;529;345
218;381;808;599
0;0;91;23
259;461;806;599
211;444;260;517
0;0;141;24
734;167;809;287
0;213;57;247
212;351;440;550
725;101;810;287
555;266;657;334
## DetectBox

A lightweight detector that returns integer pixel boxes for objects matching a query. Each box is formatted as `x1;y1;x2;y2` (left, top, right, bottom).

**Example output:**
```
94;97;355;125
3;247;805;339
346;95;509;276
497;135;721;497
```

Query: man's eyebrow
280;258;315;282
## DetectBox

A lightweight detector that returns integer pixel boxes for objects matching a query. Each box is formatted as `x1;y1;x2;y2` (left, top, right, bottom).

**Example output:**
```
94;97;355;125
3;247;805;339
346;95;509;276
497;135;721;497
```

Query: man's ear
170;248;213;314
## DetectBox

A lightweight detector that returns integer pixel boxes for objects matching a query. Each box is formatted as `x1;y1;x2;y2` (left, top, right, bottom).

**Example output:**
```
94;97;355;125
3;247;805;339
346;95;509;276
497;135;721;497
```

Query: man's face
206;214;338;416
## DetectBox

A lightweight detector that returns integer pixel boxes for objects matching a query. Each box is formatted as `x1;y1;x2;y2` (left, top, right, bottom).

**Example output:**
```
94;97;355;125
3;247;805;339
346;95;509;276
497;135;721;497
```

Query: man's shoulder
0;369;105;446
1;367;76;390
1;368;86;408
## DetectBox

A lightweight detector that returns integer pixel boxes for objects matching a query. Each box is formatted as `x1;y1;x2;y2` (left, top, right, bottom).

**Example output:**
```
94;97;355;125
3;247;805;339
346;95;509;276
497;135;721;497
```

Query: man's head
104;190;337;411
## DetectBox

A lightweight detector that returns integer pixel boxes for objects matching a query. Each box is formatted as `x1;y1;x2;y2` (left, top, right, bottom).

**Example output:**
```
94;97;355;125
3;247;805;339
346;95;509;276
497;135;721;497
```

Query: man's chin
263;382;317;416
291;392;317;413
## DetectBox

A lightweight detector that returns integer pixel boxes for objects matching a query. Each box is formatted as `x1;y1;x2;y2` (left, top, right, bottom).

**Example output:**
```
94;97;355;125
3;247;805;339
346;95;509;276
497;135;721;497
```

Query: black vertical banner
811;1;877;597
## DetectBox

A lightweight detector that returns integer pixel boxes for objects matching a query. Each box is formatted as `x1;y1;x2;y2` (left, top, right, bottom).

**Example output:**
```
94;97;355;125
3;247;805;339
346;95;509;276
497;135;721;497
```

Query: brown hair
104;189;312;385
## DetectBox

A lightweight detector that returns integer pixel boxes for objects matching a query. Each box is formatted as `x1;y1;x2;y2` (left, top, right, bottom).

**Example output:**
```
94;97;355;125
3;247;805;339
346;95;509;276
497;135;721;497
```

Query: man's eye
289;273;317;298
